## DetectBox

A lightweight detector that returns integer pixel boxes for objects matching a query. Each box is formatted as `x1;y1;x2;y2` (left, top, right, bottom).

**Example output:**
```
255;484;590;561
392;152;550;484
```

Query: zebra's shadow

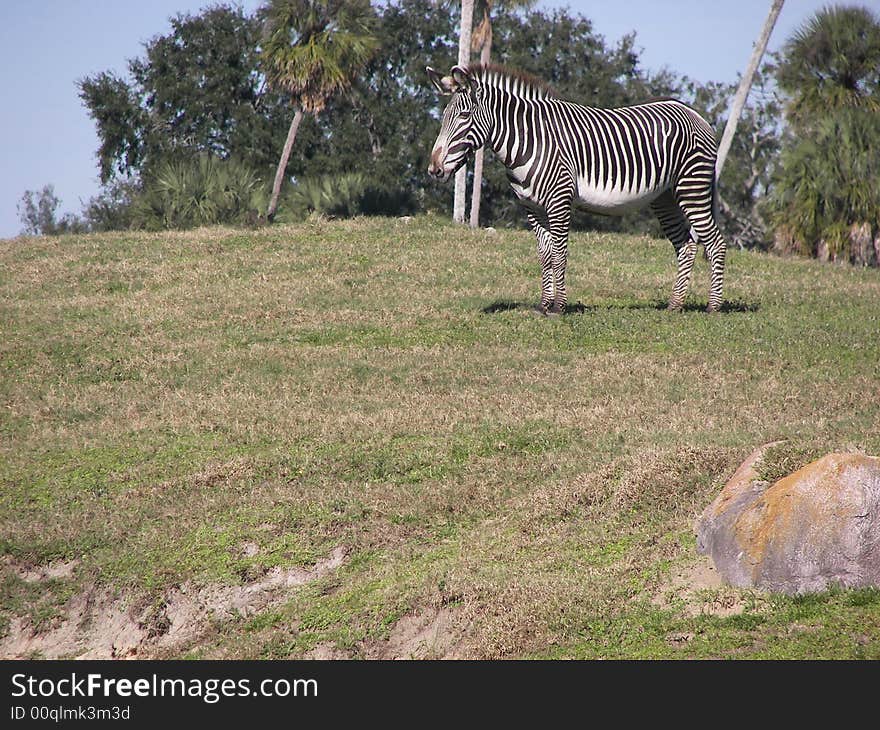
480;298;759;315
481;300;591;315
625;299;761;313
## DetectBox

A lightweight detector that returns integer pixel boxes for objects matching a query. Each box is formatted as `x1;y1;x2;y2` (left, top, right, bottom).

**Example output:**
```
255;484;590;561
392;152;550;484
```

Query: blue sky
0;0;857;238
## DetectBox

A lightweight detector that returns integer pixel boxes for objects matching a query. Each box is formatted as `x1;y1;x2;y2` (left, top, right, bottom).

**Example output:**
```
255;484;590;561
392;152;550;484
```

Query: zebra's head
426;65;489;181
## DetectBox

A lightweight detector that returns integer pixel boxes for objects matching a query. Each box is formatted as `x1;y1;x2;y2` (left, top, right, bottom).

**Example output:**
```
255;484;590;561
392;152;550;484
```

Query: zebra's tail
712;174;720;225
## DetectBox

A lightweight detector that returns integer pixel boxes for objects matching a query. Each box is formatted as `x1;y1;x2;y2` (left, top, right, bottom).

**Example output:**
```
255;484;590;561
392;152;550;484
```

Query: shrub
768;107;880;264
284;173;367;220
281;174;420;221
132;155;267;230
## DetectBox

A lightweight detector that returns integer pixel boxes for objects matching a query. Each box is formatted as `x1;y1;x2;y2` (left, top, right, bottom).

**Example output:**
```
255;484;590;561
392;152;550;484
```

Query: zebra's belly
575;179;665;215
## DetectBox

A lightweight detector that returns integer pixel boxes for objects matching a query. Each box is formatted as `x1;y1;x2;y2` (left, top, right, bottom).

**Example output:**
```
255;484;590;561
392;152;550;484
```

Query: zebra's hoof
548;303;565;316
706;305;720;314
667;303;683;313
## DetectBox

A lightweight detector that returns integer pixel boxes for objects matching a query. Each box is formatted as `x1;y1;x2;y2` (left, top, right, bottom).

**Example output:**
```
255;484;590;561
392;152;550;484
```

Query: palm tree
769;5;880;263
776;4;880;124
260;0;378;221
453;0;475;224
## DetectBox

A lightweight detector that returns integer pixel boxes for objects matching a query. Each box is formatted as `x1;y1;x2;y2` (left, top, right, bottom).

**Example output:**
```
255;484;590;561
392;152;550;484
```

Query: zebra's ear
426;66;453;95
450;65;473;92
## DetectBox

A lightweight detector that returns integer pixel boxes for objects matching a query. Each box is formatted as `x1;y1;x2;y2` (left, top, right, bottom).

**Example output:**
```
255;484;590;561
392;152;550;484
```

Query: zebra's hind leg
676;186;728;313
650;192;696;312
528;212;555;314
703;239;726;313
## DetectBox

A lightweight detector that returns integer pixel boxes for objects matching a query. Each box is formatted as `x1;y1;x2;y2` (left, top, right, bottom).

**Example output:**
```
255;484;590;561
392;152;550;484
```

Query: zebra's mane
470;64;558;100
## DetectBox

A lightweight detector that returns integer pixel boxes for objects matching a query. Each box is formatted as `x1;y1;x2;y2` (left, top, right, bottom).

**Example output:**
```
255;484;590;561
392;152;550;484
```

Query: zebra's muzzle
428;149;466;182
428;149;449;180
428;161;448;180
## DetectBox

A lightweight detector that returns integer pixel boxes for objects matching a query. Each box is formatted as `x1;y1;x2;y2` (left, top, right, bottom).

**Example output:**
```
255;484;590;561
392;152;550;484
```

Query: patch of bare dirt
0;547;347;660
2;586;147;660
3;557;80;583
364;606;471;659
304;642;353;660
650;554;764;618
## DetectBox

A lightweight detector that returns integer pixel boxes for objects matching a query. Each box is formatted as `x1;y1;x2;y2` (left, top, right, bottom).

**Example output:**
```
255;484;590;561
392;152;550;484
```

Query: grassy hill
2;215;879;659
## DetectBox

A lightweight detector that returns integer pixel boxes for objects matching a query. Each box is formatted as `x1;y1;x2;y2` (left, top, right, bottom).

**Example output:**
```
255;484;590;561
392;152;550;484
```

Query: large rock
697;447;880;594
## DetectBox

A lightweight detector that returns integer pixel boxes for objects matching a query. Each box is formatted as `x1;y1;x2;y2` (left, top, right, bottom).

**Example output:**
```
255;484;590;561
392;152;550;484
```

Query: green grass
537;587;880;659
1;215;879;659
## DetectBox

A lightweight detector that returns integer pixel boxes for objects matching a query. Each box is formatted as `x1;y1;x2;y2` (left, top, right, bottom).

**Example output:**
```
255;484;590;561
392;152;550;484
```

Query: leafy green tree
78;73;146;184
769;4;880;264
771;106;879;263
259;0;380;221
17;185;61;236
78;4;290;184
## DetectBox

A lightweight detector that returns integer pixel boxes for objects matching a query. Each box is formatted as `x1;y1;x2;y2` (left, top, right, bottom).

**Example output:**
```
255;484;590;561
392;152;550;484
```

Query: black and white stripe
427;64;728;314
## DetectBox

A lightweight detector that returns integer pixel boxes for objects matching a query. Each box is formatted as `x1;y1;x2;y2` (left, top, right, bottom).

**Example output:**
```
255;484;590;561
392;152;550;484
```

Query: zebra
426;64;729;314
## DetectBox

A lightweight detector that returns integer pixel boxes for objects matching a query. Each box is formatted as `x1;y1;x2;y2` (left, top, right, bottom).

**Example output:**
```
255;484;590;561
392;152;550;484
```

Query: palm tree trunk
453;0;475;224
469;20;492;229
715;0;784;181
267;107;305;222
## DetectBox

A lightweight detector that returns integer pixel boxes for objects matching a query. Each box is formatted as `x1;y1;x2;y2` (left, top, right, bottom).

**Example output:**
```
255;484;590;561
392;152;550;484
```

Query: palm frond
260;0;379;113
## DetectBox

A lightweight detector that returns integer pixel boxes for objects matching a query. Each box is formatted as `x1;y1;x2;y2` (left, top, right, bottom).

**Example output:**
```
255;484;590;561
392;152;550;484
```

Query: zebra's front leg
548;212;572;315
528;213;555;314
549;244;567;315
